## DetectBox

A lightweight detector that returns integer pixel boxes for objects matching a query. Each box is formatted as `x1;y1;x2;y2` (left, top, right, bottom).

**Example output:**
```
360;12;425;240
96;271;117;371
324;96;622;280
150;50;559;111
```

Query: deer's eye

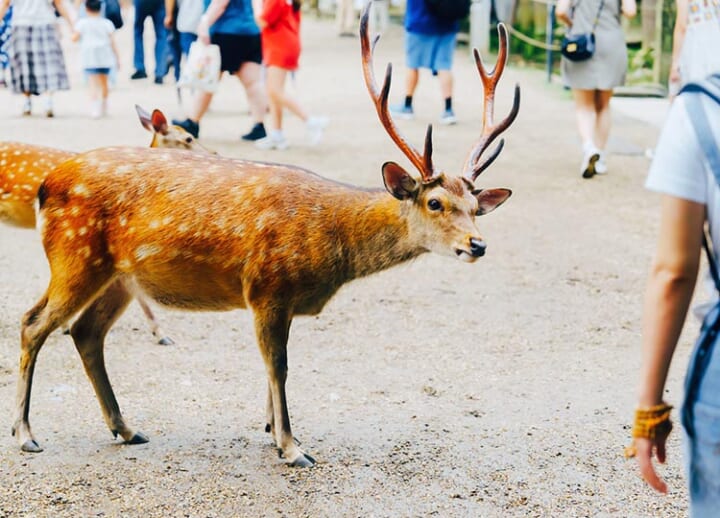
427;199;442;211
185;137;193;144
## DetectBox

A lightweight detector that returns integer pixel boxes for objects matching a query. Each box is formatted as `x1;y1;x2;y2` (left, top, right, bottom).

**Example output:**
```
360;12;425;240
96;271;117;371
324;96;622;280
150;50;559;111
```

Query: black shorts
210;32;262;73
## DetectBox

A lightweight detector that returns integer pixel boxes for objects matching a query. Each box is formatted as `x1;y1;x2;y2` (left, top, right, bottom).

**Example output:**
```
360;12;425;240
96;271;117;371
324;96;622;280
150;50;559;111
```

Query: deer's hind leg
136;295;174;346
13;271;115;452
69;278;147;445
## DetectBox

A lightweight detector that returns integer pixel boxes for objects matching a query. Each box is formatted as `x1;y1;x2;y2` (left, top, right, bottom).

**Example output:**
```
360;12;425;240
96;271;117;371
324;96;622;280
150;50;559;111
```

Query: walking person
335;0;355;37
389;0;462;125
254;0;327;150
556;0;636;178
0;0;73;117
72;0;120;118
165;0;203;57
132;0;168;83
172;0;267;141
627;73;720;516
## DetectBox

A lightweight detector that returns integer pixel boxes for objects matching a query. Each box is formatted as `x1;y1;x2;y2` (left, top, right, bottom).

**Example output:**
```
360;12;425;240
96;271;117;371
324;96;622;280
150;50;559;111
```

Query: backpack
424;0;471;22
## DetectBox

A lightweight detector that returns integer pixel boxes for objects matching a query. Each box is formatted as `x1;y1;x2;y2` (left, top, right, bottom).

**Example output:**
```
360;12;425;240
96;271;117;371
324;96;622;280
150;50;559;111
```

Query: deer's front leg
254;308;315;467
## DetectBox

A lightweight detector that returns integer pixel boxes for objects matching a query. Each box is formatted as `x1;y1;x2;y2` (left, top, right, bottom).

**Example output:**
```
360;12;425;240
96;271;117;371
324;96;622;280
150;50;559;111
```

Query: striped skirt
9;24;69;95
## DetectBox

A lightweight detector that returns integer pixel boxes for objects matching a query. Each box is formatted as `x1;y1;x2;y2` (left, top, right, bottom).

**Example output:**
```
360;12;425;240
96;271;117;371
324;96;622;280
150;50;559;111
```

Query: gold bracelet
624;403;673;459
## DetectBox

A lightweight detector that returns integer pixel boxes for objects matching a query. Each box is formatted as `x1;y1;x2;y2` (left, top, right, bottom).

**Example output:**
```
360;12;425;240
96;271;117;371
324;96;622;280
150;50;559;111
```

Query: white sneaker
581;147;600;179
595;153;608;175
306;116;329;145
255;132;288;150
22;97;31;116
44;97;54;118
90;100;103;119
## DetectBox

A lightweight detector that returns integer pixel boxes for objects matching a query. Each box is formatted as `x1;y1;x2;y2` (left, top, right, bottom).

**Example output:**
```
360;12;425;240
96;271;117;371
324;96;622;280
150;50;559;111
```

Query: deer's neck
334;192;426;280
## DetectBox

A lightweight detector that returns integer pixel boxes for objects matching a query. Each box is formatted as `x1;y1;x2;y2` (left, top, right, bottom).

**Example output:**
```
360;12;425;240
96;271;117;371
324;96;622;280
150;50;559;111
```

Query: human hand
164;14;173;29
196;17;210;45
634;435;669;493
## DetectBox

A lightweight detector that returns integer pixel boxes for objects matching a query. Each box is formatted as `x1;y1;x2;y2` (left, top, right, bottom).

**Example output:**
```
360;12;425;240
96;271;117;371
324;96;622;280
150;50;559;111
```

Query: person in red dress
255;0;327;150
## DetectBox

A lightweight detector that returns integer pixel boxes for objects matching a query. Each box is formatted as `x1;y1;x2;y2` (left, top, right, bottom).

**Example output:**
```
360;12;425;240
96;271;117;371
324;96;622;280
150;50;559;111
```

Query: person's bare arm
53;0;75;28
195;0;230;44
110;30;120;69
164;0;176;28
635;195;705;494
0;0;12;22
555;0;573;26
669;0;688;87
621;0;637;18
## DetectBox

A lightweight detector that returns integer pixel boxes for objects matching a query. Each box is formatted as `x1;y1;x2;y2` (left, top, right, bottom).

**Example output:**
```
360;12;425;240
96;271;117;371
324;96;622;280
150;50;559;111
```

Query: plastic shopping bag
178;42;221;93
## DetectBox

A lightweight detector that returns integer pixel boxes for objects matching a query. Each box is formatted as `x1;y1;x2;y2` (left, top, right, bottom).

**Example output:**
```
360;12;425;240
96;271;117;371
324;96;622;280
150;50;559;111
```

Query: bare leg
437;70;453;100
70;279;147;445
265;66;309;131
404;68;419;97
253;307;314;467
236;62;267;124
571;88;597;148
593;89;613;151
188;89;215;122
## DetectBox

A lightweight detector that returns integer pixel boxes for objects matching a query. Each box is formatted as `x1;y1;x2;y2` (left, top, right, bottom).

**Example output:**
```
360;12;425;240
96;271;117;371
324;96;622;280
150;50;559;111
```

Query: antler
463;23;521;182
359;3;435;182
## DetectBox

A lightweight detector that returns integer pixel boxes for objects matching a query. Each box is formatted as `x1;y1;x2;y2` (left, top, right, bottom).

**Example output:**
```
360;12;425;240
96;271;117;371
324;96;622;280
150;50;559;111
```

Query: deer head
359;5;519;262
135;105;215;154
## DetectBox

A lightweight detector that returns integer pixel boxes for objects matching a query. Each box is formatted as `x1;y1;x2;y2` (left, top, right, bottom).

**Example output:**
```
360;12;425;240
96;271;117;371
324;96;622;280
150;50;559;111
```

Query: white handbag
178;42;221;93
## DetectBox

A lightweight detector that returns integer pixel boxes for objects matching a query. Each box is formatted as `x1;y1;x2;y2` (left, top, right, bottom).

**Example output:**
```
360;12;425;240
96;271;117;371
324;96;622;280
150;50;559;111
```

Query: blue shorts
405;31;457;73
85;67;110;75
682;303;720;516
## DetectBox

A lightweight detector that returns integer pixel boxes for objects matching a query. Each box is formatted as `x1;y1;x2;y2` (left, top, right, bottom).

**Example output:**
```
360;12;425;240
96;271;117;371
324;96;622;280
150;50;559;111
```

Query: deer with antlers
1;106;210;344
11;6;519;467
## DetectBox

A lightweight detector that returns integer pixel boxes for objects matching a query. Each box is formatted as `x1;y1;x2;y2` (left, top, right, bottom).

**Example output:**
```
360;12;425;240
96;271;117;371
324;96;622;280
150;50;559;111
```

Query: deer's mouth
455;249;478;263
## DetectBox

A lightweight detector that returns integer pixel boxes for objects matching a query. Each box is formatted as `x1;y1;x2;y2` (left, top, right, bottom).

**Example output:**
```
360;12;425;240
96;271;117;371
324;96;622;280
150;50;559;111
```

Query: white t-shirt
646;94;720;247
11;0;57;26
646;92;720;318
75;16;115;69
176;0;204;34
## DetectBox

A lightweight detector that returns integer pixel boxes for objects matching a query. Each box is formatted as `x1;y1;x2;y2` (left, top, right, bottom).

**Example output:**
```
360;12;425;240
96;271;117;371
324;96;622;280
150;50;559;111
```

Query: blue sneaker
389;104;414;120
439;109;457;125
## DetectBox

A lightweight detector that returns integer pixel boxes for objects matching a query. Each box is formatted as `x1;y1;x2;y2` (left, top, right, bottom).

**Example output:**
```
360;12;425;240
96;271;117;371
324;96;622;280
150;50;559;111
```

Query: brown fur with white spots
0;107;209;344
12;10;520;467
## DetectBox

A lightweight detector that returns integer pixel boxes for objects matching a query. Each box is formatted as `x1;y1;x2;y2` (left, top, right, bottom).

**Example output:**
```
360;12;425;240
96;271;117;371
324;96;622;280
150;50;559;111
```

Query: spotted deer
0;106;209;344
12;7;520;467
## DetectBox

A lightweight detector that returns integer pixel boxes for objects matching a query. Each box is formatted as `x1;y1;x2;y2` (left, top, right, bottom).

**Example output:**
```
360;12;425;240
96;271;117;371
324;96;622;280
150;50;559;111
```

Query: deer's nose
469;238;487;257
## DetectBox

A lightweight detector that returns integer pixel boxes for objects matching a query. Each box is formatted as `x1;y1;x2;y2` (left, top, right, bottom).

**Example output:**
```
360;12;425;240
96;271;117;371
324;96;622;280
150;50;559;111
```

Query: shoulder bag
561;0;605;62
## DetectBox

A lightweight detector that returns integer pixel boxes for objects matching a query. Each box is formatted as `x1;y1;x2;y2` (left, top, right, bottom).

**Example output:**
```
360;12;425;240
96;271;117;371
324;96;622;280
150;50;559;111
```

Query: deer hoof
125;432;149;445
157;336;175;346
288;452;316;468
264;423;271;433
21;439;43;453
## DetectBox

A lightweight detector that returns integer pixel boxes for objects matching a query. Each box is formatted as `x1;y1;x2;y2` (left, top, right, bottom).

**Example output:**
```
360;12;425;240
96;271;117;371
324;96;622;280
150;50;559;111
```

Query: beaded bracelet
624;403;673;459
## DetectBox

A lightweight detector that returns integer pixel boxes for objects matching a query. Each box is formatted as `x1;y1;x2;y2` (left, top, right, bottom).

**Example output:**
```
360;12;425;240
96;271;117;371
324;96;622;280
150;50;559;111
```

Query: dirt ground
0;10;694;518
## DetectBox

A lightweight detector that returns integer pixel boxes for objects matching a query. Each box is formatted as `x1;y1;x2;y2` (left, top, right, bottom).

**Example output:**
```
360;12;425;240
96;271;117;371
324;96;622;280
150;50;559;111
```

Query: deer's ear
382;161;418;200
151;110;169;135
136;105;153;132
474;188;512;215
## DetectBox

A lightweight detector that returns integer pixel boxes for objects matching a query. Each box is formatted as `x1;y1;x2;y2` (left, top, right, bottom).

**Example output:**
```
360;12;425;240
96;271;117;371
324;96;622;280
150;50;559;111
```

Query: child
72;0;119;118
255;0;327;150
